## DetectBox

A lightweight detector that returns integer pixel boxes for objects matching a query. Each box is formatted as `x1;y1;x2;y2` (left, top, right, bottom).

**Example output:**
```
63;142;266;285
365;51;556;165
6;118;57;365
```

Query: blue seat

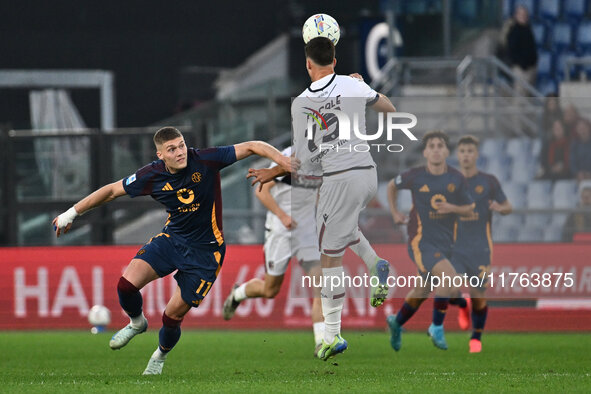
576;21;591;52
556;51;580;80
480;138;506;160
503;182;528;209
551;23;573;52
536;77;558;96
539;0;561;21
532;22;547;48
537;50;554;79
503;0;514;19
564;0;587;22
552;180;578;208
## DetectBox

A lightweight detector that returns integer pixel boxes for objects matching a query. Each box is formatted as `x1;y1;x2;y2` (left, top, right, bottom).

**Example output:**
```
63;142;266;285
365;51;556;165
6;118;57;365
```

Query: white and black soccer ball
302;13;340;45
88;305;111;327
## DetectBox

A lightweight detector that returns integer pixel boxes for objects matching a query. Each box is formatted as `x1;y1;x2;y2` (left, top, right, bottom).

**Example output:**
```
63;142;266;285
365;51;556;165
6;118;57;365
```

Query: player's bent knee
163;311;183;327
118;276;139;294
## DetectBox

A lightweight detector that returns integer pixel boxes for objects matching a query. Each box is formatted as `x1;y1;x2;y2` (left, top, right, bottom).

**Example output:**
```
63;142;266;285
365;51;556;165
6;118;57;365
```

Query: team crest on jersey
475;185;484;194
447;183;456;193
192;172;202;183
419;184;430;192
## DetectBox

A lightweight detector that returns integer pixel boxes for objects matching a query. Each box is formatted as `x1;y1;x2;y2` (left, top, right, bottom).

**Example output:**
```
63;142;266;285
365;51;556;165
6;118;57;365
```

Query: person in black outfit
506;5;538;96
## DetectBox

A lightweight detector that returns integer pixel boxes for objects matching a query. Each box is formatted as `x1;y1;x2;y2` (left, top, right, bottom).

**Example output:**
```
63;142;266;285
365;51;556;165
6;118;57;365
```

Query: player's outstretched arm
371;93;397;113
51;180;127;237
255;181;296;230
234;141;293;172
247;166;286;191
387;179;408;224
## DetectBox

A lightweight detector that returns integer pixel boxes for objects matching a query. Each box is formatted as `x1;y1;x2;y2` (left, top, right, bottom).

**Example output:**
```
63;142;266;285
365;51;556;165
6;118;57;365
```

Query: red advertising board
1;244;590;331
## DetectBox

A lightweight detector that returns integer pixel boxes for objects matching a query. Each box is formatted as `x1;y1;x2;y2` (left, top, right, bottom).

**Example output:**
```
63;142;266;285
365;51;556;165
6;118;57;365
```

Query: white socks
313;322;325;346
349;230;379;270
130;312;146;329
321;266;345;344
151;347;167;361
233;283;248;302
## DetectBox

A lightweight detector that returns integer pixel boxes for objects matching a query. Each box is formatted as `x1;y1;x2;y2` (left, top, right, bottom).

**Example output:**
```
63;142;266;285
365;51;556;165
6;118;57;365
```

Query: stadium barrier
1;244;590;331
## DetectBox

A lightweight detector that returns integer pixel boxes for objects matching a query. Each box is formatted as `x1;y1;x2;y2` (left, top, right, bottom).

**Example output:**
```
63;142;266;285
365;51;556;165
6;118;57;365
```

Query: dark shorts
451;249;491;289
134;233;226;307
407;242;452;279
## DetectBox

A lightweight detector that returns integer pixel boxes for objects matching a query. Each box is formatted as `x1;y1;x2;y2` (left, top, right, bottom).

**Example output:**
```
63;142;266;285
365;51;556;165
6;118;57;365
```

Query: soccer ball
302;14;340;45
88;305;111;327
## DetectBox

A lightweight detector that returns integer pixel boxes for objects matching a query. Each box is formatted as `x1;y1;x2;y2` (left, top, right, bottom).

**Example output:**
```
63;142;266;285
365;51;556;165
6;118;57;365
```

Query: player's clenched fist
52;206;79;237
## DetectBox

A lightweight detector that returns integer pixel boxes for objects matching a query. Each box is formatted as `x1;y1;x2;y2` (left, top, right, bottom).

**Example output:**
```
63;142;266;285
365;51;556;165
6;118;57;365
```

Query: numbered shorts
451;249;491;289
135;233;225;307
316;168;377;257
407;242;452;279
264;229;320;276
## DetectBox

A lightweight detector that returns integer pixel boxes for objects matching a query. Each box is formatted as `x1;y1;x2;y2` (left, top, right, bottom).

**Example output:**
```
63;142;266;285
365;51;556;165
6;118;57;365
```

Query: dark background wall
0;1;379;129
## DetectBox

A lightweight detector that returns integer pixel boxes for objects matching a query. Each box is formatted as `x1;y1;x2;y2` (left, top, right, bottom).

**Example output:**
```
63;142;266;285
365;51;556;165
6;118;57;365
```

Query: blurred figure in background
506;5;538;96
541;120;571;180
542;94;562;141
570;119;591;182
563;103;581;140
562;181;591;241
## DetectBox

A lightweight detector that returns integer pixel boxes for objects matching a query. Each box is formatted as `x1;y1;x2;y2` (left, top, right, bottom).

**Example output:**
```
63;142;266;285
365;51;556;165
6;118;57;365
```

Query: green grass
0;330;590;393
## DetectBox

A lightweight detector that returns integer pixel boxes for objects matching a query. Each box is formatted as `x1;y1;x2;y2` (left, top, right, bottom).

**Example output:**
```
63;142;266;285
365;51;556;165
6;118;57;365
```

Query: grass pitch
0;330;589;393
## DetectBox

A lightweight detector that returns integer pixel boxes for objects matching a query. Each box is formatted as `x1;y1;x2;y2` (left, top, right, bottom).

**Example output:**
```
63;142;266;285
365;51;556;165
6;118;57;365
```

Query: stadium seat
517;226;544;242
492;223;519;242
485;158;512;183
503;182;528;209
536;50;554;79
506;138;532;161
503;0;514;19
539;0;561;21
550;23;573;52
480;138;505;160
531;138;542;159
525;180;553;227
543;226;562;241
511;157;537;183
551;212;569;226
552;179;578;208
564;0;587;22
532;22;547;48
576;21;591;52
536;77;559;96
556;51;579;80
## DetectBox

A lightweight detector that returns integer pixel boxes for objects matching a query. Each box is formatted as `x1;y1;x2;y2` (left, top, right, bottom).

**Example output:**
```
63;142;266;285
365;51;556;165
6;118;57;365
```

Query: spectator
570;119;591;181
563;103;581;140
541;120;570;180
506;5;538;96
562;181;591;241
542;93;562;140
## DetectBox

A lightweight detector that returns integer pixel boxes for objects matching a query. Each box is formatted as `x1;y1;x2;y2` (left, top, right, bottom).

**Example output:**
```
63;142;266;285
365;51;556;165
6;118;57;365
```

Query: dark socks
471;305;488;340
117;277;143;317
432;297;449;326
159;312;182;354
449;297;468;308
395;302;418;326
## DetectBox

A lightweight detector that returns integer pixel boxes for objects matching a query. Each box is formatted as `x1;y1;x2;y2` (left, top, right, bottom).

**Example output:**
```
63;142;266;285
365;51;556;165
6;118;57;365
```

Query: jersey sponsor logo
419;184;430;192
447;183;456;193
430;194;447;210
176;188;195;204
191;172;202;183
125;174;136;185
161;182;173;191
475;185;484;194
